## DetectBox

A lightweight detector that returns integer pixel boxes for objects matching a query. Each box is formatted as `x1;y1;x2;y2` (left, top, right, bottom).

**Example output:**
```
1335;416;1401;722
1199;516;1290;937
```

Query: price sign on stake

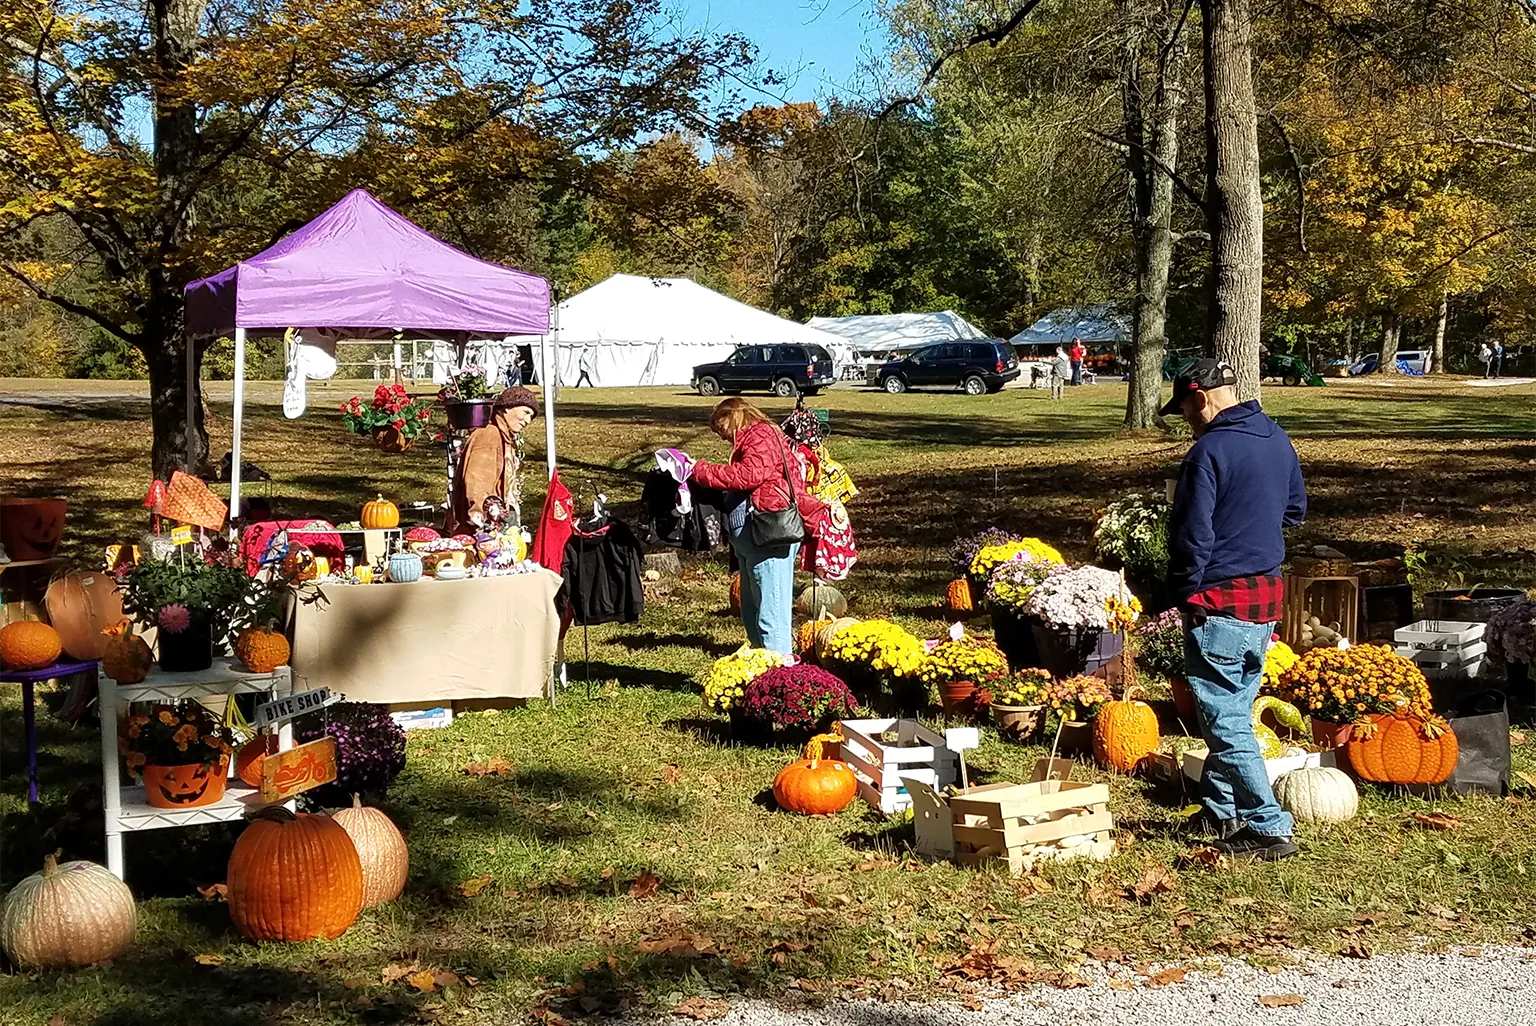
254;686;340;728
170;524;193;546
261;737;338;803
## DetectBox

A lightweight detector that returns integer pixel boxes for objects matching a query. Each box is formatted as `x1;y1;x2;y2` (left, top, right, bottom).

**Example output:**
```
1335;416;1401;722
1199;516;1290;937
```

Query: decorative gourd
1092;690;1160;772
1346;712;1459;785
235;733;280;788
330;794;409;907
44;571;124;661
1274;766;1358;823
1252;696;1307;759
227;807;363;942
728;573;742;615
795;581;848;619
0;621;62;671
0;853;136;970
100;620;152;684
795;617;825;656
772;730;857;815
234;627;290;674
813;617;861;661
945;578;974;614
360;495;400;530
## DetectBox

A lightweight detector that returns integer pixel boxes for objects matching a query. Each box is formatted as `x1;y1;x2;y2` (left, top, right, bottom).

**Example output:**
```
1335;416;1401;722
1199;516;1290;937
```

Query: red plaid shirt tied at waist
1185;574;1285;624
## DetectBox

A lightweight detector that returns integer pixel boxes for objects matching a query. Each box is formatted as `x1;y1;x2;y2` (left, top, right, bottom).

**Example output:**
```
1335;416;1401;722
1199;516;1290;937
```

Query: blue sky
679;1;886;104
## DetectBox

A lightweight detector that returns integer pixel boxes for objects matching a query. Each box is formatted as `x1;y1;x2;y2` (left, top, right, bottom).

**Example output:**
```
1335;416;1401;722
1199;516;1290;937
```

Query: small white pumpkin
1;854;136;969
1274;766;1358;824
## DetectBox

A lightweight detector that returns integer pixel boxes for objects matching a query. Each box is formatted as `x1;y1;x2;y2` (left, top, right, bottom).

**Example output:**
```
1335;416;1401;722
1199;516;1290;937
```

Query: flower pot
1508;661;1531;699
1031;623;1124;679
0;496;67;560
939;680;979;718
1311;718;1353;749
142;756;229;809
992;703;1045;741
371;426;413;453
388;553;424;583
446;399;496;431
157;618;213;673
1051;719;1093;754
1169;675;1198;724
727;708;775;744
992;609;1042;671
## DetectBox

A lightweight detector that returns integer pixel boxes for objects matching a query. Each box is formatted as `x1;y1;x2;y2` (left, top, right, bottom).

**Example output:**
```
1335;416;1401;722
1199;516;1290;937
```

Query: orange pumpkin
44;571;124;662
234;627;290;674
227;807;363;942
1093;692;1160;773
0;621;62;671
728;573;742;615
331;794;409;907
143;757;228;809
773;730;857;815
360;495;400;530
1346;712;1459;785
100;620;152;684
235;734;280;788
945;578;974;614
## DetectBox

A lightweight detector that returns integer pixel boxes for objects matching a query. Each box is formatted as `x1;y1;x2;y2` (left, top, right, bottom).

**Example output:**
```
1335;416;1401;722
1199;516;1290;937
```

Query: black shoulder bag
748;435;805;547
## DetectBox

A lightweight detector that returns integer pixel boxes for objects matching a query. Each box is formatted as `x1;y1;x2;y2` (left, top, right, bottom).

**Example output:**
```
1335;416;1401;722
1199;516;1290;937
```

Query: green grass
2;376;1536;1024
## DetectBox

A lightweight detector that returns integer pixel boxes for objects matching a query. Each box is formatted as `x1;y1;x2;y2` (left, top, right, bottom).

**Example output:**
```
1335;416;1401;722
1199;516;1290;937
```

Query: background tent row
806;311;986;357
1009;305;1130;347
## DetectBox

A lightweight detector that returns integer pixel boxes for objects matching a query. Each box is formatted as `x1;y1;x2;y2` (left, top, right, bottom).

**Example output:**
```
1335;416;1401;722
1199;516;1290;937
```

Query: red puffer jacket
692;420;827;528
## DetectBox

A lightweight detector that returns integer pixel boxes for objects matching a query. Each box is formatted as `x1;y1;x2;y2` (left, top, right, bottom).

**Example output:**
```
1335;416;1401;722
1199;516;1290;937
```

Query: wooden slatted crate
906;778;1115;876
1281;574;1360;652
835;718;978;814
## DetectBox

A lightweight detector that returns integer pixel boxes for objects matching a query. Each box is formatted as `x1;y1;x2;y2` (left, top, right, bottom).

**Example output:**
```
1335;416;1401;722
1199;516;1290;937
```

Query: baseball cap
1160;358;1237;416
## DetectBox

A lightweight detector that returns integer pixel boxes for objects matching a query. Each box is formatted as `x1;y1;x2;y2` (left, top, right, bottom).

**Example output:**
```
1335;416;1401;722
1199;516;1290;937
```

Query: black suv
876;340;1020;395
692;344;836;398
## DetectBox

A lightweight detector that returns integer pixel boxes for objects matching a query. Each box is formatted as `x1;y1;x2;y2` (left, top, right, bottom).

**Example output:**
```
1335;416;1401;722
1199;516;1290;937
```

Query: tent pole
185;335;196;472
544;297;558;479
229;326;246;533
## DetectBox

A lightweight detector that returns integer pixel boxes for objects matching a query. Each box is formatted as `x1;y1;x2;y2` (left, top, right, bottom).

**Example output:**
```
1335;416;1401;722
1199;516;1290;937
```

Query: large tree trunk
1377;312;1400;373
1123;0;1187;430
1201;0;1263;400
144;334;209;480
1430;293;1448;374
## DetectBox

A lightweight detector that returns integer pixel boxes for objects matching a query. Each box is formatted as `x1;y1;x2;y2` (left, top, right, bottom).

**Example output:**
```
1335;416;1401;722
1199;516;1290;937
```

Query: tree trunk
1377;312;1400;374
1123;2;1187;430
1201;0;1264;400
144;333;209;480
1430;293;1448;374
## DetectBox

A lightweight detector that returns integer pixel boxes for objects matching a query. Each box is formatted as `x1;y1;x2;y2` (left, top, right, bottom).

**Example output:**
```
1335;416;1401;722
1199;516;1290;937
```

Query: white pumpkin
1;854;136;969
1274;766;1358;824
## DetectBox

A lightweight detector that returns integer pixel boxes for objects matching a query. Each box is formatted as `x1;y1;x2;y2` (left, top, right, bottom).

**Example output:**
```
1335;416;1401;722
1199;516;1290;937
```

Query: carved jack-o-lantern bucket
0;498;67;561
142;757;229;809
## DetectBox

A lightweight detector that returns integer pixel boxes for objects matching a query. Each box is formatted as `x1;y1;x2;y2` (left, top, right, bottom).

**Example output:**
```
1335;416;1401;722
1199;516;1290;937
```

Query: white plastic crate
1394;620;1484;650
835;718;979;814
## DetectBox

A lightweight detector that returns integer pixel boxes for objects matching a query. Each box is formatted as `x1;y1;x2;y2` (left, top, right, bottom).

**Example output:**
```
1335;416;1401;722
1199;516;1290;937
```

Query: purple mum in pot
296;701;407;806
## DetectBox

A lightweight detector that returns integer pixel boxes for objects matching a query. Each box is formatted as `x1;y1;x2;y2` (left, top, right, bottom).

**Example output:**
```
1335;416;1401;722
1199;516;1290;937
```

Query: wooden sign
260;737;338;802
254;685;338;727
1030;757;1074;783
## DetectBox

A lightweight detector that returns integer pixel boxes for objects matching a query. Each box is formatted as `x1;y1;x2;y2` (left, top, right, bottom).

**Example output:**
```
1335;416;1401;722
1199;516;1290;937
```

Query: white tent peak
806;310;988;352
524;274;851;387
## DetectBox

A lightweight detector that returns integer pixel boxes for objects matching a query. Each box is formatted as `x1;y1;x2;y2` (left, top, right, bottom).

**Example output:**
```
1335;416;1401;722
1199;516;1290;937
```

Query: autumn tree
0;0;750;476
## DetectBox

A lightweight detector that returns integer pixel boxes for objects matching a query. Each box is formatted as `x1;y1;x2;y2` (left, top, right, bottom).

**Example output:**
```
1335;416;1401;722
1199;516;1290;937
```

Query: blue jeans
1183;614;1294;838
1070;361;1082;386
729;520;798;656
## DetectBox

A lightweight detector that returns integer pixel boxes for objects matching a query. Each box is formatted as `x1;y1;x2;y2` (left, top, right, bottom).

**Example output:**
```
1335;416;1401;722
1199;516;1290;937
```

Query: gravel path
646;946;1534;1026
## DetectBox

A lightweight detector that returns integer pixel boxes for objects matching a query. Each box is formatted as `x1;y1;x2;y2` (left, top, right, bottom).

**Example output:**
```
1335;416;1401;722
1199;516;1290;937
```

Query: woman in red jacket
691;398;824;654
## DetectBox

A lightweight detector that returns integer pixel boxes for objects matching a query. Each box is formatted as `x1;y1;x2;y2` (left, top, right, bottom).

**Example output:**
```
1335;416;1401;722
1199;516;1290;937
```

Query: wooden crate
835;718;978;814
1281;574;1360;652
907;778;1114;876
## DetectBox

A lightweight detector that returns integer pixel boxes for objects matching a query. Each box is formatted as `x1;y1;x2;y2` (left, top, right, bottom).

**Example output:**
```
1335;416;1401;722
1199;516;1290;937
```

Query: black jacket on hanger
561;517;645;626
640;469;728;552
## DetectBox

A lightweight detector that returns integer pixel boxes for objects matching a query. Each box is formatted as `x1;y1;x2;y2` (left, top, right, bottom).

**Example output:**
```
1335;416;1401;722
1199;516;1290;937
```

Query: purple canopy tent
183;189;556;518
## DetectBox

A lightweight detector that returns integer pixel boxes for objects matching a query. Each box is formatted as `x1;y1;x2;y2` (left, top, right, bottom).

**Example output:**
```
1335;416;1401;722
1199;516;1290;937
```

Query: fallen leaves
1143;966;1187;987
672;997;729;1020
196;882;228;901
1515;769;1536;791
628;870;661;899
660;764;683;784
1259;994;1305;1008
1107;978;1135;991
1130;863;1178;900
459;874;496;897
1409;811;1462;831
1178;845;1224;870
409;969;461;993
1340;940;1372;959
1085;945;1123;963
636;933;718;958
463;757;513;778
193;953;224;966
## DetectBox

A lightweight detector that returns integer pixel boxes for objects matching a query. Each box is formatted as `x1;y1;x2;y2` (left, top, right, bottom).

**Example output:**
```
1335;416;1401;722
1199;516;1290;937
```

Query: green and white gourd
1274;766;1359;823
1252;696;1306;759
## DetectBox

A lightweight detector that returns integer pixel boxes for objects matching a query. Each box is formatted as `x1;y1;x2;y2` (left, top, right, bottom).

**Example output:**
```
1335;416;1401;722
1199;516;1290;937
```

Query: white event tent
806;311;988;356
522;274;851;387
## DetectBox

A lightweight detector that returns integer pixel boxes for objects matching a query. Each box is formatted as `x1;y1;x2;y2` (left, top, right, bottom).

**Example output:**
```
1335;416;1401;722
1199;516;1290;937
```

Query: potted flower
120;702;235;809
118;558;250;672
437;365;497;431
1024;564;1141;678
819;619;928;705
917;627;1009;721
1132;608;1189;717
340;384;434;452
991;667;1052;740
951;528;1021;581
1274;643;1434;748
702;645;788;716
985;554;1059;668
1093;492;1172;608
735;665;858;742
1041;674;1114;752
1486;599;1536;696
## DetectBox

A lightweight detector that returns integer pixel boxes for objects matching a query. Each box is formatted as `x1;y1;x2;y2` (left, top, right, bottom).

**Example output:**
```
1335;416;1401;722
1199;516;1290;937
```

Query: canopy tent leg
185;334;196;472
229;326;246;532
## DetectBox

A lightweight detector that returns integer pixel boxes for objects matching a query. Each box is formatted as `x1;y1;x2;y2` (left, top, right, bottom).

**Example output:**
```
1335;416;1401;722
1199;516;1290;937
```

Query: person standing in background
1493;341;1505;378
1050;346;1070;400
1069;337;1086;386
575;345;596;387
1479;342;1493;377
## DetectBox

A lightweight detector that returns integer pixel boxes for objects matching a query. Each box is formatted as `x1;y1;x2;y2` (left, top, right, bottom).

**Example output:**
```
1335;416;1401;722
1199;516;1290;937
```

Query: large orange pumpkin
234;734;280;787
773;730;857;815
360;495;400;530
331;794;409;907
44;571;124;662
1346;712;1459;785
0;621;62;671
227;807;363;942
1092;693;1161;772
945;578;974;614
100;620;152;684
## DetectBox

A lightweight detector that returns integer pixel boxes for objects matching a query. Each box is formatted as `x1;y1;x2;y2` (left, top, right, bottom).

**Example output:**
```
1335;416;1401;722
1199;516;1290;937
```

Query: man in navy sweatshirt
1162;359;1307;860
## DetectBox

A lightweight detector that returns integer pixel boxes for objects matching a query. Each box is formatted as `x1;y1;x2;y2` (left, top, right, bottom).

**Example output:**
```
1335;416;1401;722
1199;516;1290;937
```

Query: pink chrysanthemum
157;603;191;634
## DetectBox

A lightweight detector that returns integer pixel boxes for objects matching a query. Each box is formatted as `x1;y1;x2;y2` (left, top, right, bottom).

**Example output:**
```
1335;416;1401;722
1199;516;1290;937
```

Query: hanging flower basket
341;385;433;453
445;400;496;431
371;426;412;453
